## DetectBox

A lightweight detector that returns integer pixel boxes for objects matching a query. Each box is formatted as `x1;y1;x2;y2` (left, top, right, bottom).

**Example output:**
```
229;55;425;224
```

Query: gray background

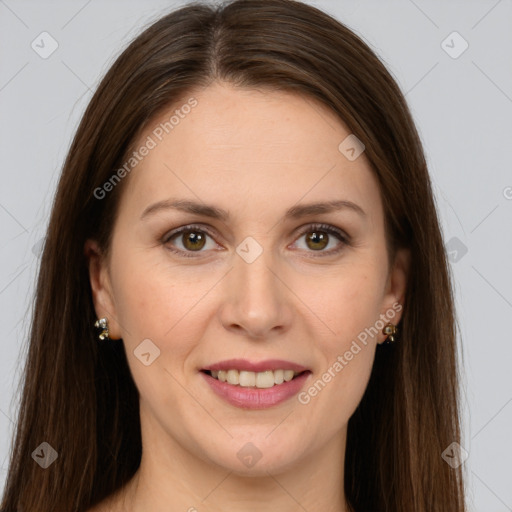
1;0;511;510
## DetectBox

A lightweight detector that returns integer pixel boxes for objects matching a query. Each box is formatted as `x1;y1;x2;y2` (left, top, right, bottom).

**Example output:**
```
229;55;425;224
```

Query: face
86;81;408;477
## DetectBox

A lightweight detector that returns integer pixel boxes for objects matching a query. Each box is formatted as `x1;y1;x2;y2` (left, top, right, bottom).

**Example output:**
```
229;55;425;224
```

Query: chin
201;432;308;476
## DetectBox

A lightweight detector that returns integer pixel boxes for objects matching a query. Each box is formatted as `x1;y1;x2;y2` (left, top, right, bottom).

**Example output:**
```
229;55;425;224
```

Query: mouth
201;368;310;389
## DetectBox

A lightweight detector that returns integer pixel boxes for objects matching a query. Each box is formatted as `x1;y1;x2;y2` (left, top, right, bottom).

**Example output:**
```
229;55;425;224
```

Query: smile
205;369;304;388
200;369;312;409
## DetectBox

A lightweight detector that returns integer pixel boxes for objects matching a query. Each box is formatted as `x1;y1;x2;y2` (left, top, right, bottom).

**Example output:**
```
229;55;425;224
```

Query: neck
116;411;351;512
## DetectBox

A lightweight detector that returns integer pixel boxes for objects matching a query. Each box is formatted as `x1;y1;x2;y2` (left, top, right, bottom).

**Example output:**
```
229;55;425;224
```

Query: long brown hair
1;1;466;510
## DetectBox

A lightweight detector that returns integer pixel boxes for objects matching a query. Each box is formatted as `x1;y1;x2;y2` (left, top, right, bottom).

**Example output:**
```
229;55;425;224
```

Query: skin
85;81;409;512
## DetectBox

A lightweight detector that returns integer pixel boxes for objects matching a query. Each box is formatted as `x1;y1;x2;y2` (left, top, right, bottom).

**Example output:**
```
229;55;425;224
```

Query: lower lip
201;371;311;410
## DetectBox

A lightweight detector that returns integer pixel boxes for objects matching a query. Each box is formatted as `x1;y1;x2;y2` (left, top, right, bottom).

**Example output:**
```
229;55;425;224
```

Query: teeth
256;370;274;388
239;371;256;387
226;369;239;385
208;369;303;388
284;370;294;382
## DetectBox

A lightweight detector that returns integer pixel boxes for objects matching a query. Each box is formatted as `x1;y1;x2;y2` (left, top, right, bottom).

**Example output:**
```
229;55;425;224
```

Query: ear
377;247;410;344
84;239;122;340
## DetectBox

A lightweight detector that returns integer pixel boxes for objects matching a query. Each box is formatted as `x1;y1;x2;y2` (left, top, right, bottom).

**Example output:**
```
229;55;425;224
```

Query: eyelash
162;223;350;259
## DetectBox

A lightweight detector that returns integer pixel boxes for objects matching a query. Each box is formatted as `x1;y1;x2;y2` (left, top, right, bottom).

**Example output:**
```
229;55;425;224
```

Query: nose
218;243;293;340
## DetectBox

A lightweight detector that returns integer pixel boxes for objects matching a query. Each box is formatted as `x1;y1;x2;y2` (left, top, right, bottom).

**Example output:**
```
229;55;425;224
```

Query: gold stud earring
382;323;397;343
94;317;109;341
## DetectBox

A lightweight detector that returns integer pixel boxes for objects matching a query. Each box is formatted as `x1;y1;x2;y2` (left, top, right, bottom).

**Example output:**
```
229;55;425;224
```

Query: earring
94;317;109;341
382;323;397;343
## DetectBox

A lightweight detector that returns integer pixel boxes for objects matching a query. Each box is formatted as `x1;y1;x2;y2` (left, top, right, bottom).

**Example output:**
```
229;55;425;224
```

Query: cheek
109;256;212;414
294;261;385;403
111;245;185;328
295;268;381;432
302;263;385;347
109;248;220;365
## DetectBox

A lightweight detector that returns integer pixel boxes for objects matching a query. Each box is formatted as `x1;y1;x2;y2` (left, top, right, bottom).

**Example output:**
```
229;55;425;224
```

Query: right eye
162;224;220;258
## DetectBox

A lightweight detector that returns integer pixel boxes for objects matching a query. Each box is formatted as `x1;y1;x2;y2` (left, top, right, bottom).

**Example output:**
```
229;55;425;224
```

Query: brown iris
305;230;329;251
181;230;206;251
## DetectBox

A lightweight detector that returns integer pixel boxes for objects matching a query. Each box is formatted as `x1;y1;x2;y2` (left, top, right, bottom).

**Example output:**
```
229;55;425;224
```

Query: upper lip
202;358;310;373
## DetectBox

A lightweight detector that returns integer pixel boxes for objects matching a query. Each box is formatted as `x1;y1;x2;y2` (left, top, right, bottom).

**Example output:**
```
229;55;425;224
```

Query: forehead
146;83;354;167
118;82;382;224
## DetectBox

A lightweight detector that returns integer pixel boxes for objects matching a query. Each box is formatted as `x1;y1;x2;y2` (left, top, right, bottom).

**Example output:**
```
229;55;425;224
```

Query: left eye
292;224;349;255
162;223;349;258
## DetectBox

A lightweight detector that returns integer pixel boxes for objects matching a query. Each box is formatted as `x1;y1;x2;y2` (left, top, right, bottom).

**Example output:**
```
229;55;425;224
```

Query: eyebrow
140;198;366;221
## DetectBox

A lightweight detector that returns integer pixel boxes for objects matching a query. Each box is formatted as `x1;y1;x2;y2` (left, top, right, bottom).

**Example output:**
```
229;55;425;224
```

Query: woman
0;0;467;511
